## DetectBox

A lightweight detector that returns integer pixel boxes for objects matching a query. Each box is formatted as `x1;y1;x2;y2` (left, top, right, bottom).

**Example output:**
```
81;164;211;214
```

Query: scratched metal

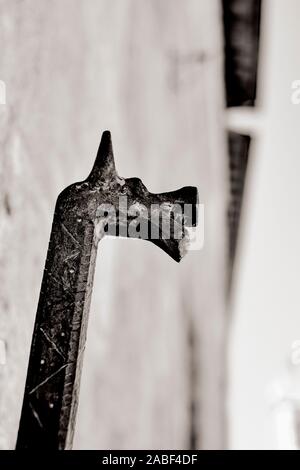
16;131;198;449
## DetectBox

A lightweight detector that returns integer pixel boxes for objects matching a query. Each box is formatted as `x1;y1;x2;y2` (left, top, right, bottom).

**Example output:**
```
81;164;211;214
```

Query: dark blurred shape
227;132;250;276
222;0;261;107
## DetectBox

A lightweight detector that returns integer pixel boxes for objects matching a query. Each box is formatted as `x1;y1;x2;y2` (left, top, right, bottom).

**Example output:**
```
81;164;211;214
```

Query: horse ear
87;131;116;185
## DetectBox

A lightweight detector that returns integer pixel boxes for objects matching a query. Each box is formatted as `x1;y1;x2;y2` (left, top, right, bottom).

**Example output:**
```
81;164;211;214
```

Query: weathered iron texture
16;131;198;449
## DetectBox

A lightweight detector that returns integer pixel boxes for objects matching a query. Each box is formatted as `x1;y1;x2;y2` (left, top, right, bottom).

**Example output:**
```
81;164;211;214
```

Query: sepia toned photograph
0;0;299;463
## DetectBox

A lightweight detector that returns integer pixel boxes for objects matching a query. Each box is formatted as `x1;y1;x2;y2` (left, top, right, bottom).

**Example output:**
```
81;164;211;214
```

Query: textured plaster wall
0;0;227;449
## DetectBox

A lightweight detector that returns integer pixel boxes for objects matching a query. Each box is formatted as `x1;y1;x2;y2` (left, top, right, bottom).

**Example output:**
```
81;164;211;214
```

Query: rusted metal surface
16;131;198;449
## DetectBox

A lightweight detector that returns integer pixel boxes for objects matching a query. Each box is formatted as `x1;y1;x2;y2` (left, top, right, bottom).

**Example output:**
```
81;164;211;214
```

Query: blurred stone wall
0;0;227;449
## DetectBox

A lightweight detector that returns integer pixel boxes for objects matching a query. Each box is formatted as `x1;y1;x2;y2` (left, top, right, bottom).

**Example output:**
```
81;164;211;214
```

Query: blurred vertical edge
222;0;262;107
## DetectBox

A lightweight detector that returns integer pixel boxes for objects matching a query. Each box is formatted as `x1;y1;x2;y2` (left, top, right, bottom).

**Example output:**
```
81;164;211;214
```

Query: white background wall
229;0;300;450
